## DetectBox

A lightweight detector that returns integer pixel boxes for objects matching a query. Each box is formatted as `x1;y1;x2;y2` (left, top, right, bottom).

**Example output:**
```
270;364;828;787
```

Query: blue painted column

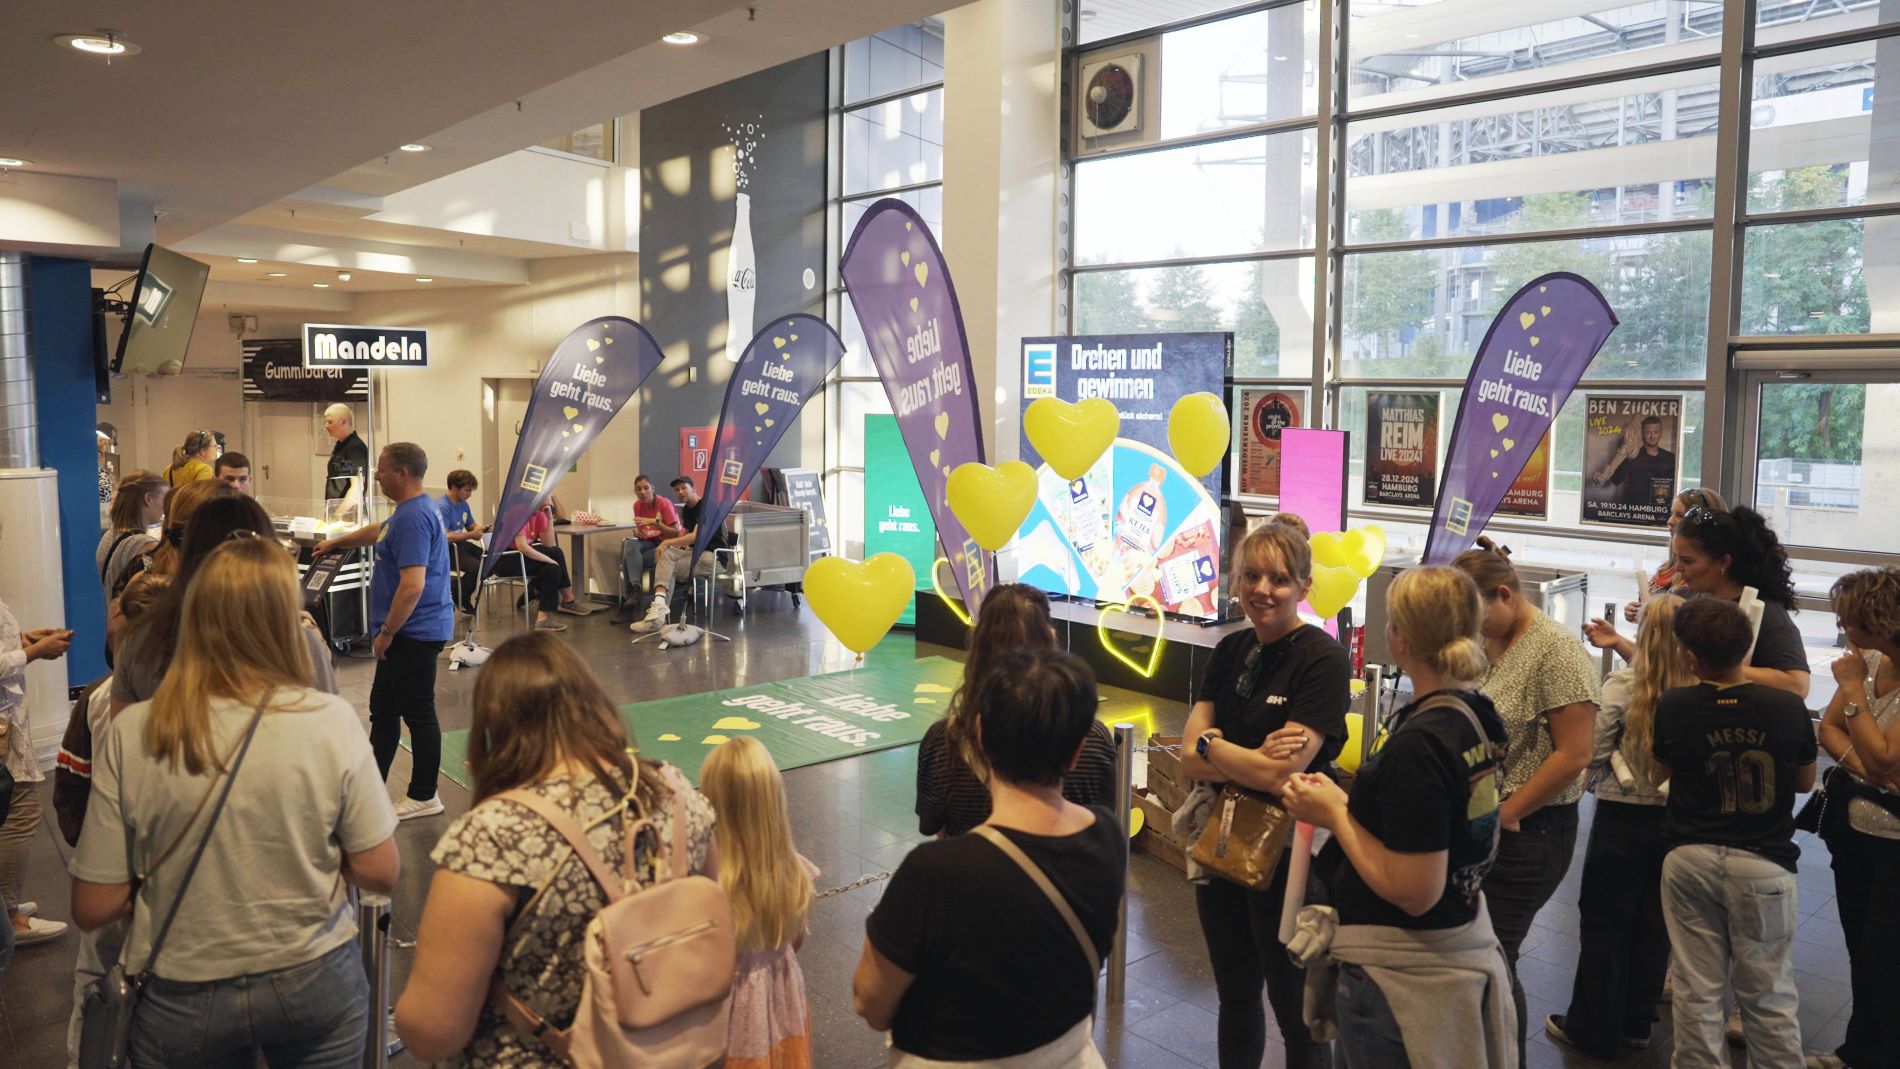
30;257;106;682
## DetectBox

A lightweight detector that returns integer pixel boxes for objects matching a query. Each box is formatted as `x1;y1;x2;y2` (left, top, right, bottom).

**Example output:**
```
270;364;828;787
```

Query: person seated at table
500;504;590;631
617;474;680;620
435;470;485;615
631;476;731;633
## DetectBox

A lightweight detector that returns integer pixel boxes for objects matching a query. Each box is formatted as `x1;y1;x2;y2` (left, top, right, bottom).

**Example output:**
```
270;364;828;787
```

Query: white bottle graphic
725;191;755;363
724;119;762;364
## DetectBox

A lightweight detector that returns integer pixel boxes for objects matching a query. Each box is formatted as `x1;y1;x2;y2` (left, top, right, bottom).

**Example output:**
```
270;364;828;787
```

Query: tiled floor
0;597;1855;1067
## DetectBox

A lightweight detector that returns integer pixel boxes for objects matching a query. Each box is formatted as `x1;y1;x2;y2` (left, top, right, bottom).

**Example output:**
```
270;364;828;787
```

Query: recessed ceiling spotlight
400;143;431;153
265;272;288;278
236;257;258;263
662;31;702;45
337;271;352;282
312;283;330;289
55;33;141;56
415;276;433;283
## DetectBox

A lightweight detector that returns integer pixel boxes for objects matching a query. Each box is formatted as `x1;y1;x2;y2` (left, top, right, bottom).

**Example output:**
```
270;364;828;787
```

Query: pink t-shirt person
633;495;679;543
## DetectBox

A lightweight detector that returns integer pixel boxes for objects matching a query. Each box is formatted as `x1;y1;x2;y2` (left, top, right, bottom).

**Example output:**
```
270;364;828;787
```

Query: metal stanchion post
358;892;394;1068
1108;722;1134;1004
1601;601;1617;679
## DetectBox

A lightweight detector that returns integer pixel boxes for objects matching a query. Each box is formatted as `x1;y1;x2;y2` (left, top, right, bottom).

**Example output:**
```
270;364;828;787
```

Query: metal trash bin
1362;556;1589;667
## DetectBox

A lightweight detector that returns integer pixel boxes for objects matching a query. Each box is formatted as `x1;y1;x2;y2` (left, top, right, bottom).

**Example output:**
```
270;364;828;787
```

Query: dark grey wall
638;51;828;484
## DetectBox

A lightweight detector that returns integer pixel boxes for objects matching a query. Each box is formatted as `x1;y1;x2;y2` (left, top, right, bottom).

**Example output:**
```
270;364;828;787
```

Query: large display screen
1017;332;1231;620
114;244;210;375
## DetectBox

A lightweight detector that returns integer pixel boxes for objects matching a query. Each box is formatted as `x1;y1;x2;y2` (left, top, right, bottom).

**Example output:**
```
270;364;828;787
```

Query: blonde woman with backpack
702;736;818;1069
397;632;720;1067
1547;594;1696;1058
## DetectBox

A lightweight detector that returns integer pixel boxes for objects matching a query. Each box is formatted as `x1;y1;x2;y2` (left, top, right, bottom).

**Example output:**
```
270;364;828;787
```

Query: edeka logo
1023;342;1057;399
302;323;430;369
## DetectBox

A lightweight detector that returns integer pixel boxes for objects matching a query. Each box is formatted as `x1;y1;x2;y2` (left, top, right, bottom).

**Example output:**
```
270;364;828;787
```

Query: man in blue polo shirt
315;441;454;819
435;469;485;614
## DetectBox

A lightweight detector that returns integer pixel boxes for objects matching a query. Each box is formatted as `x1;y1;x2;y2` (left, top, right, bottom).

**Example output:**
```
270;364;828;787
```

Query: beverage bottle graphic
726;191;755;363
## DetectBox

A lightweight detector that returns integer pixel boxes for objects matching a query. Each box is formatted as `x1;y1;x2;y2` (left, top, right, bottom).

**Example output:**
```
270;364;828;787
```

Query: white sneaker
394;795;444;821
14;915;67;945
630;595;668;634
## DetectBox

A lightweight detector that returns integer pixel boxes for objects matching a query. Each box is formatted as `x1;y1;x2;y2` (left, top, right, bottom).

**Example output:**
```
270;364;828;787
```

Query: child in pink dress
701;737;818;1068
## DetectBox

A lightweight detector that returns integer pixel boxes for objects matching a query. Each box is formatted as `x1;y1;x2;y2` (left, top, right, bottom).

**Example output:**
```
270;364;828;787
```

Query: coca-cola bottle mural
723;119;761;363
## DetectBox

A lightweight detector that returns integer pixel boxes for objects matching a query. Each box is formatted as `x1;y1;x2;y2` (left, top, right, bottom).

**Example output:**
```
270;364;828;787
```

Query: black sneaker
1621;1029;1652;1050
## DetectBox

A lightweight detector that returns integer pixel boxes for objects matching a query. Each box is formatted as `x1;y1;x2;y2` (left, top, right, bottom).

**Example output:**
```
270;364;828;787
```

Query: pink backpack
489;765;735;1069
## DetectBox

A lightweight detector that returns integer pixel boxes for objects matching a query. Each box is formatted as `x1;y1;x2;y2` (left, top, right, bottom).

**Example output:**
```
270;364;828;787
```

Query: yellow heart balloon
1340;525;1388;580
946;461;1038;550
1024;397;1120;480
1337;712;1366;774
805;553;916;654
1129;805;1146;838
1167;392;1230;478
1306;562;1361;619
1309;531;1351;571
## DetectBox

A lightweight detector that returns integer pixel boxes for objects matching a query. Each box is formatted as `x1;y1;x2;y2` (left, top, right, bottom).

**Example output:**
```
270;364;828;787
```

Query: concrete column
942;0;1063;464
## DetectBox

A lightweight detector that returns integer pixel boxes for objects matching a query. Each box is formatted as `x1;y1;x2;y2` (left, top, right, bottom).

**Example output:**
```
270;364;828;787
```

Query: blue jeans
130;941;369;1068
1334;964;1410;1069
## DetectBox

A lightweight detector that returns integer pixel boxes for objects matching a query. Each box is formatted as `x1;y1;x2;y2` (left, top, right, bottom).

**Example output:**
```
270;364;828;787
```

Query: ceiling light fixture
266;272;288;278
237;257;258;263
312;283;330;289
0;157;28;168
337;271;352;282
56;32;141;56
415;276;434;283
662;31;702;45
400;143;431;153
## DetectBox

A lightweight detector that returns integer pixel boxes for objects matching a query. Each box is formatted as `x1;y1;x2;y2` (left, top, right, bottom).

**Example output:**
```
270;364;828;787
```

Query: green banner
863;414;938;626
434;655;964;788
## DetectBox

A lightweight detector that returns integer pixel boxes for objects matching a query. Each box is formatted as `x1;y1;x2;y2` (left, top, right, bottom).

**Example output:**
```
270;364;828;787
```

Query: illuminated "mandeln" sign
302;323;430;368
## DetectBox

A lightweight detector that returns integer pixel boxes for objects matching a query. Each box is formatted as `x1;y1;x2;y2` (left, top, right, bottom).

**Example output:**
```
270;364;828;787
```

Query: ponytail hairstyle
1622;594;1696;785
147;479;232;578
947;583;1057;779
169;429;215;477
700;736;813;954
1385;565;1489;682
1673;504;1796;608
1451;535;1520;602
109;470;169;532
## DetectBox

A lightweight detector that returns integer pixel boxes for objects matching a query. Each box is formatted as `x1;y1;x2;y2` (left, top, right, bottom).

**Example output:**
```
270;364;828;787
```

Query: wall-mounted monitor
113;244;209;376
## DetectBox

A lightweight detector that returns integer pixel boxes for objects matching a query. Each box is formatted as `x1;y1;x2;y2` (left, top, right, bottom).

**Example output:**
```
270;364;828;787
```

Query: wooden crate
1146;734;1186;812
1133;787;1187;873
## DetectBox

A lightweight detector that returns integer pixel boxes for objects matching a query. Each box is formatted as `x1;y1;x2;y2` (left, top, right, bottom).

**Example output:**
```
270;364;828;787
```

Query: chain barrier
815;870;893;899
1135;743;1179;754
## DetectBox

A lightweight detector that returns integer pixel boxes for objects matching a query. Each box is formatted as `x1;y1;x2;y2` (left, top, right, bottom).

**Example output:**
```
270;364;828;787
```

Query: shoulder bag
1189;783;1297;891
78;702;266;1069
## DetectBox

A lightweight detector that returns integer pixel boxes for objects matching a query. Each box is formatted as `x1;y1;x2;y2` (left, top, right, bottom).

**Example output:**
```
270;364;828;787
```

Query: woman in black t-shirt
915;584;1116;837
855;649;1125;1067
1181;516;1349;1069
1672;504;1810;698
1284;565;1513;1068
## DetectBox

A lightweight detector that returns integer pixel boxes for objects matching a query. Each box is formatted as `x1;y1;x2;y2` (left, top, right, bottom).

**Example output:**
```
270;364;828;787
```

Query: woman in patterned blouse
395;632;716;1067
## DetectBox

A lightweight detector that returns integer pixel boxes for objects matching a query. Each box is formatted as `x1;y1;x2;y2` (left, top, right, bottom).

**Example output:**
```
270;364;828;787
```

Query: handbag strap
971;825;1101;977
141;701;267;978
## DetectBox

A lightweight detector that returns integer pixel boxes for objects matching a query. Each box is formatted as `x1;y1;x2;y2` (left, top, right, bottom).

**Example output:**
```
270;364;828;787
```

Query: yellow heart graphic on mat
657;733;681;742
915;682;952;694
701;735;730;746
712;716;762;731
563;406;579;420
1024;397;1119;480
1097;596;1166;678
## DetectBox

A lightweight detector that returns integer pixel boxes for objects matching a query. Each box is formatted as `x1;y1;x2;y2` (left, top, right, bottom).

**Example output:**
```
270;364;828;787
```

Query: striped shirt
915;718;1117;837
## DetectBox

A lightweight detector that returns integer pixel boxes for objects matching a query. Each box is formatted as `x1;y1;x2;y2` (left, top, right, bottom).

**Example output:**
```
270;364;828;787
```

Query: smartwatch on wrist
1197;730;1219;759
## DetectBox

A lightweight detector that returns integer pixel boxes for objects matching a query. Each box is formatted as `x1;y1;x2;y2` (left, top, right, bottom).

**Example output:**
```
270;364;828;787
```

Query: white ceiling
5;0;952;248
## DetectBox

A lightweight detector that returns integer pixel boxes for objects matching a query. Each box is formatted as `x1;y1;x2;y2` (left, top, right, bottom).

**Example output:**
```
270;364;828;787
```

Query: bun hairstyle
1830;566;1900;647
1233;512;1314;586
1452;535;1521;601
1386;566;1488;682
1673;504;1796;609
